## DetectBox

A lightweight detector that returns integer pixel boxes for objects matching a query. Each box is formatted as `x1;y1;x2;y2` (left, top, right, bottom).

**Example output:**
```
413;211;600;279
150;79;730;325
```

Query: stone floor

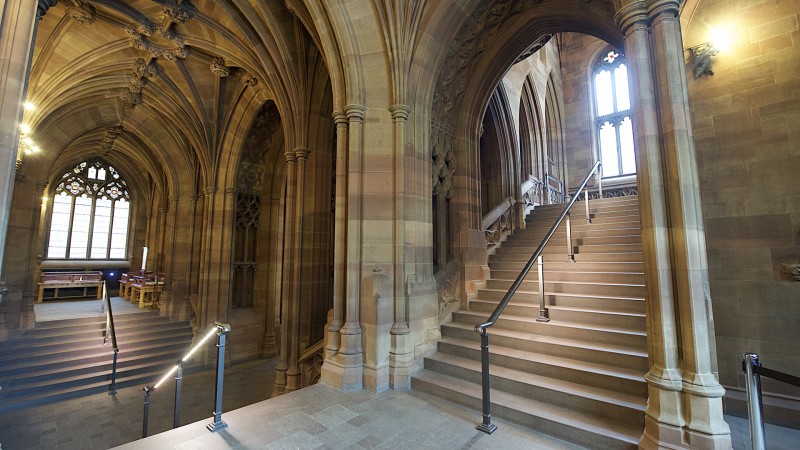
34;297;144;322
0;356;798;449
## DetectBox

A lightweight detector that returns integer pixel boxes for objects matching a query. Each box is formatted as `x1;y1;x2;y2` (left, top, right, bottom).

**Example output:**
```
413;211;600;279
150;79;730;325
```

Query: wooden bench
37;271;103;303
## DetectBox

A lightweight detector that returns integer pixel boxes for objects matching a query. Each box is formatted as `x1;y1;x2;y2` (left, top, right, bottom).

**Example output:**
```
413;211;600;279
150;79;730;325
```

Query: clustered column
388;104;413;390
615;0;731;448
274;150;297;395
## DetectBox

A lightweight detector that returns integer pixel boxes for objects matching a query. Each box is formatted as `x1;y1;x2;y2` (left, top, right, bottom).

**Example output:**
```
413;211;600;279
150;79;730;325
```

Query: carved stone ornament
244;73;259;87
121;90;142;110
126;22;187;61
211;57;230;78
162;0;198;24
100;126;124;152
432;119;455;197
782;263;800;282
65;1;96;24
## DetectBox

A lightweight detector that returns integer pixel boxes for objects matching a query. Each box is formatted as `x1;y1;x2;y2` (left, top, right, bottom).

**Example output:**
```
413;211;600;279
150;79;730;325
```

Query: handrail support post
207;323;231;432
108;351;118;395
536;255;550;322
476;331;497;434
173;363;183;429
744;353;766;450
142;386;154;438
584;188;591;224
566;213;574;261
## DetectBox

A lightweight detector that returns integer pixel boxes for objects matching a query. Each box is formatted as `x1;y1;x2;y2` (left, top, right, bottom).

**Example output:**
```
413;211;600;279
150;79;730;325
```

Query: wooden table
37;280;103;303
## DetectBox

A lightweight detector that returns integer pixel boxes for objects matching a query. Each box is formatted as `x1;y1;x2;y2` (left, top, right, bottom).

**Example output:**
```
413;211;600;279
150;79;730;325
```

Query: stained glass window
594;51;635;178
46;160;131;259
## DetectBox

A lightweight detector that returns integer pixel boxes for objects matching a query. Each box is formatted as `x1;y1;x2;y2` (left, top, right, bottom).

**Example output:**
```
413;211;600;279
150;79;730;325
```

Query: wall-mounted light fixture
688;26;732;79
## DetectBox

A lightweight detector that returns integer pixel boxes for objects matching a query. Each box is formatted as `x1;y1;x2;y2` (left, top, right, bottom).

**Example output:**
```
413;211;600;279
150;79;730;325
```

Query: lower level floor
0;357;797;450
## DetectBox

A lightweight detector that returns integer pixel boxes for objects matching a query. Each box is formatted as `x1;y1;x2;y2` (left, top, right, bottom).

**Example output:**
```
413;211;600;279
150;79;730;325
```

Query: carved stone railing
545;174;566;204
585;185;637;200
299;339;325;388
521;176;545;209
482;197;516;247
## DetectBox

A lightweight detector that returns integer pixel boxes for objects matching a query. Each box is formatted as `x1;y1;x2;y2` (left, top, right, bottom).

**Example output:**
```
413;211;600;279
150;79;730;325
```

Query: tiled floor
1;356;798;449
34;297;145;322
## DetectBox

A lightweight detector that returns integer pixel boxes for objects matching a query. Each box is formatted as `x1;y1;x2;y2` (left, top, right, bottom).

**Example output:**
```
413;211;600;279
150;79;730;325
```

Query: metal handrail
743;353;800;450
473;160;601;434
141;322;232;438
101;282;119;394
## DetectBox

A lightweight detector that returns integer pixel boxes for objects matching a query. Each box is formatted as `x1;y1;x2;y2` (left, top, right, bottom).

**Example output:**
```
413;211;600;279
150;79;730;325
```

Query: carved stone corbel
211;57;230;77
65;1;96;24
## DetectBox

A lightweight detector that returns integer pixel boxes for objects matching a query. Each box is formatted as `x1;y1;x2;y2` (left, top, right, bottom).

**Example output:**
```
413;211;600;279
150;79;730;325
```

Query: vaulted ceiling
23;0;328;199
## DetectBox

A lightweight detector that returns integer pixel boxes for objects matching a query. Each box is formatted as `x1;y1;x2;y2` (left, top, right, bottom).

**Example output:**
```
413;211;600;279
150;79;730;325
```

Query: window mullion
66;196;75;257
107;201;116;259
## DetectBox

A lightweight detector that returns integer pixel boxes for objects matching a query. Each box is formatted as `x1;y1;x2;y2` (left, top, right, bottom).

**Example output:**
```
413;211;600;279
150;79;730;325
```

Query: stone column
286;147;309;392
647;1;730;447
274;150;297;395
321;104;366;391
183;194;200;323
615;2;685;448
262;194;282;357
161;196;180;316
388;104;413;390
324;112;348;361
0;0;55;297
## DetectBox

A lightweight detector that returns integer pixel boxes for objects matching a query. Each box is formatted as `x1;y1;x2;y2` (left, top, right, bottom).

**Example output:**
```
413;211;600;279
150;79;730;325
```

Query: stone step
489;260;643;273
490;251;643;263
441;321;648;372
489;269;644;285
469;299;646;329
505;234;642;247
476;289;644;313
453;310;647;349
484;279;646;298
527;213;640;226
436;336;647;396
411;370;640;449
1;319;189;350
530;206;640;220
517;224;642;239
495;242;642;255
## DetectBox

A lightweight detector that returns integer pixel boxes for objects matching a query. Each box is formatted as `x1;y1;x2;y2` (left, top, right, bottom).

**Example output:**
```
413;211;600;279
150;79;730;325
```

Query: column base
389;331;414;390
285;367;301;392
262;331;277;357
320;354;363;391
363;363;389;393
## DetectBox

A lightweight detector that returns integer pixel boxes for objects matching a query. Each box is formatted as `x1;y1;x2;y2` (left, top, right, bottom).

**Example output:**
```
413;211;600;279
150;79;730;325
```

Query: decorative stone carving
522;177;545;207
121;58;158;109
432;119;455;197
238;102;281;192
210;57;230;77
126;22;187;61
162;0;197;24
65;1;96;24
100;126;123;152
587;186;638;200
436;261;461;323
121;91;142;109
782;263;800;282
244;73;259;87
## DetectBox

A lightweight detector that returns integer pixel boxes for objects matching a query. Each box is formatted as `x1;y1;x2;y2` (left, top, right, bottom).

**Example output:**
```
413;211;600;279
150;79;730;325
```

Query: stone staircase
0;312;194;413
412;196;647;449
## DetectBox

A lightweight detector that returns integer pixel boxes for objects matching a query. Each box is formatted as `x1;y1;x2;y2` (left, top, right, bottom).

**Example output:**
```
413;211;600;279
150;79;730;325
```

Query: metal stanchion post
536;255;549;322
207;323;231;432
174;363;183;429
744;353;766;450
565;213;574;261
109;351;118;395
142;386;154;438
476;331;497;434
584;188;591;224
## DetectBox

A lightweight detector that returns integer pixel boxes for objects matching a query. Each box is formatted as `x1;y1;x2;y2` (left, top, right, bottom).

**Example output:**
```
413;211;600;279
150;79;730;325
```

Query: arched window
593;50;635;178
47;160;130;259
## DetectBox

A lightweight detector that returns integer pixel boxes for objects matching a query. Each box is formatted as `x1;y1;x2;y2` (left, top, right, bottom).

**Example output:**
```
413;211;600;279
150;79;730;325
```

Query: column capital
389;104;411;121
332;111;348;126
295;148;310;160
224;186;236;194
615;1;650;36
647;0;680;21
344;104;366;121
284;150;297;162
203;186;217;196
168;195;180;202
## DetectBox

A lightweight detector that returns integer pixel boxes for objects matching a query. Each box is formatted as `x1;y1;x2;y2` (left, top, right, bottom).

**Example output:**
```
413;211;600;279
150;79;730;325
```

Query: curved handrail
475;160;601;334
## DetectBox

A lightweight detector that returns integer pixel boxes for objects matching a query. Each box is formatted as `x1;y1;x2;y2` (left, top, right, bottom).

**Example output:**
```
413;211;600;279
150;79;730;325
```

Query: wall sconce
688;42;719;79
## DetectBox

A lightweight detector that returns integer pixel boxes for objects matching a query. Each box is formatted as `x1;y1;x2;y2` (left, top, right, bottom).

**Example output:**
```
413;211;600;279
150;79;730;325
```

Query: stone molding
344;104;366;121
614;1;650;35
162;0;197;24
389;104;411;121
125;22;187;61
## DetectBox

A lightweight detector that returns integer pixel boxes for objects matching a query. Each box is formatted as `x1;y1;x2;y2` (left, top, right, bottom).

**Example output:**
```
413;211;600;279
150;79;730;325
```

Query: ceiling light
23;101;36;111
20;123;31;134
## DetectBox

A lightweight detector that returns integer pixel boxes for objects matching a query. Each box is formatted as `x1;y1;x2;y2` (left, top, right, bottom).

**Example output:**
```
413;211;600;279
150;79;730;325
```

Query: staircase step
528;213;640;226
518;225;642;239
506;234;641;247
495;243;642;255
484;279;645;298
476;289;645;313
469;299;645;329
436;336;647;396
453;310;646;349
411;370;640;449
441;322;648;372
491;251;644;263
489;269;644;284
489;260;643;273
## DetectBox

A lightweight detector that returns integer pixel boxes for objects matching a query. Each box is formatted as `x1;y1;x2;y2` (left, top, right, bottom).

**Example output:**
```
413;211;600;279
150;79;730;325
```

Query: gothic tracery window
594;50;635;178
46;160;131;259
